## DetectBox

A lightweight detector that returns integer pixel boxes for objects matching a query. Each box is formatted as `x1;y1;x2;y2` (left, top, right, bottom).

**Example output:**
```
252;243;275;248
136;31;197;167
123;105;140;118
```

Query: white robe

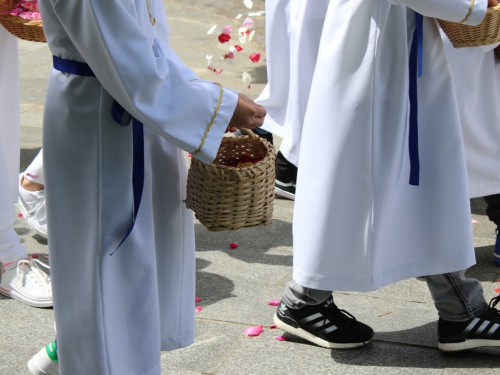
0;25;20;229
38;0;238;374
442;35;500;198
293;0;486;292
255;0;328;166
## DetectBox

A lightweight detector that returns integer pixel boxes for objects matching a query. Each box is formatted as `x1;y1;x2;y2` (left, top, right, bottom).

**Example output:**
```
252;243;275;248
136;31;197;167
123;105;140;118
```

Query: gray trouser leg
425;270;488;322
281;280;332;309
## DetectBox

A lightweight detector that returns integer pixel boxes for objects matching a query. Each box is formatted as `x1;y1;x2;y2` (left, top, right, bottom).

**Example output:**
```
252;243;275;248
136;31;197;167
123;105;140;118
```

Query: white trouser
24;149;44;185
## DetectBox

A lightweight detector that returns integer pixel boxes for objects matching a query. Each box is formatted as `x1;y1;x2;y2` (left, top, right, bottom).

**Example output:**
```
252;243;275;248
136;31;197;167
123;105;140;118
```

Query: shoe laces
489;294;500;315
24;193;45;217
323;301;370;349
18;259;50;287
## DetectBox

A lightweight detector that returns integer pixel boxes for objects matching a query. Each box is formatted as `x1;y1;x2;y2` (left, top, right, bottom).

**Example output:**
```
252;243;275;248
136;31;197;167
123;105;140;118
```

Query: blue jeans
282;270;488;322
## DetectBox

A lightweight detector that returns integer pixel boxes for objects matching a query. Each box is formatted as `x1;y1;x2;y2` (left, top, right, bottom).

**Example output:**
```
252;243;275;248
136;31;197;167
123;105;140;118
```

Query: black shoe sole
273;314;372;349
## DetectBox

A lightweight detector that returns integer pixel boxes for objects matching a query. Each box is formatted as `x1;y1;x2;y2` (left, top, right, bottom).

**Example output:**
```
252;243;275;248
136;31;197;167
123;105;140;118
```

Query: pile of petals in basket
3;0;41;21
226;154;263;168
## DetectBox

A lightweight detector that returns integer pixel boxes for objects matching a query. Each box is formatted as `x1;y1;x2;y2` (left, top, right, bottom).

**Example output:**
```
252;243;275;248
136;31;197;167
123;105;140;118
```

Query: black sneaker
438;295;500;351
273;296;374;349
275;151;297;200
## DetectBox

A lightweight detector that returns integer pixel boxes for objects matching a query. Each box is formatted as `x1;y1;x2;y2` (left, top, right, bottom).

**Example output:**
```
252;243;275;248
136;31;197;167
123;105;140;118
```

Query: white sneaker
28;342;59;375
18;173;47;239
0;259;52;307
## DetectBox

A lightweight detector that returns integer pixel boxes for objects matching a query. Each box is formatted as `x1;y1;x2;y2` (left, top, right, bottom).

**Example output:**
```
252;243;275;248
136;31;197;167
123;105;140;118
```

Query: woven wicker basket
438;4;500;48
0;0;45;43
185;129;276;232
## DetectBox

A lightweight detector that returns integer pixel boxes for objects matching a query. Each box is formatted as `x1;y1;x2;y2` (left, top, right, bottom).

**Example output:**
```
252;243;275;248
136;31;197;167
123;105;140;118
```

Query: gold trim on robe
191;84;224;156
459;0;476;24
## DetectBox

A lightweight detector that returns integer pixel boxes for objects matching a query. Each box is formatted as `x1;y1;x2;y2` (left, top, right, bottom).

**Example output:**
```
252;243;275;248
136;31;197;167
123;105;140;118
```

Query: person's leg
484;194;500;266
426;270;500;351
275;151;297;200
18;149;47;238
274;280;373;349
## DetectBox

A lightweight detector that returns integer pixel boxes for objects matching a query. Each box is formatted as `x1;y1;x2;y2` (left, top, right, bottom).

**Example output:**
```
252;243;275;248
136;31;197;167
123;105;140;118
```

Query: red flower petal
270;324;277;329
195;297;201;303
218;33;231;43
496;288;500;293
244;325;263;336
234;45;243;52
17;213;23;217
274;336;290;341
229;242;238;249
224;52;235;60
32;253;38;259
249;52;261;63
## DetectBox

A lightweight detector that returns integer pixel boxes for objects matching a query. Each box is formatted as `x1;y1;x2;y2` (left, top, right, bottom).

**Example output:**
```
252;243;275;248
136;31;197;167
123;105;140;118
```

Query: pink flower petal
267;299;280;306
270;324;277;329
44;255;49;259
229;242;238;249
274;336;290;341
224;52;235;60
244;325;263;336
187;153;192;157
222;25;233;35
496;288;500;293
17;213;23;217
249;52;261;63
242;17;255;29
471;218;478;224
195;297;201;303
195;306;203;313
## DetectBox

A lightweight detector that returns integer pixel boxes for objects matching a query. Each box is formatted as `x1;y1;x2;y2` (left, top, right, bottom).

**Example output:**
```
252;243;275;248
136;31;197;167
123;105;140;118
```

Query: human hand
489;0;498;8
227;94;266;132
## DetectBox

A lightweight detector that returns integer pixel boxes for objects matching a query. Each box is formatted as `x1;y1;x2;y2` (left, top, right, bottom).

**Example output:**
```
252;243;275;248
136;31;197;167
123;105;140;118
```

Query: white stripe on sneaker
275;180;296;188
462;318;481;335
324;325;338;334
485;323;500;337
299;313;323;324
309;319;329;330
474;321;491;335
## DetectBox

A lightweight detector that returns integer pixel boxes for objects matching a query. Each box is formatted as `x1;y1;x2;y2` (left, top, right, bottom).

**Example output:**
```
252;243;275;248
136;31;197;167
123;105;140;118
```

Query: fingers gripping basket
185;130;276;231
0;0;45;42
438;4;500;48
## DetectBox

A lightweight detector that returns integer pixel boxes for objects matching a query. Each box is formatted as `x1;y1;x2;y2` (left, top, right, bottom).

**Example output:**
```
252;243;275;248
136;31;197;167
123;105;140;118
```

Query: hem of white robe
161;330;194;352
292;252;476;293
143;361;161;375
469;181;500;199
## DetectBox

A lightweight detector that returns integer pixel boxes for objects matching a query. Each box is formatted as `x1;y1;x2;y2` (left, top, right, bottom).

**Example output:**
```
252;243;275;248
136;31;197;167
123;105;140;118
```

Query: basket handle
239;128;256;138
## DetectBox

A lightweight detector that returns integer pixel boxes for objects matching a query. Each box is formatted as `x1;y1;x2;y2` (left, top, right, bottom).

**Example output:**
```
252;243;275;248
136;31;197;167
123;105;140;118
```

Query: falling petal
234;45;243;52
248;11;266;17
242;72;252;88
244;325;263;336
236;13;243;19
268;299;280;306
249;52;261;63
242;17;255;29
274;336;290;341
229;242;238;249
188;153;193;157
195;297;201;303
17;213;23;217
222;25;233;35
218;33;231;43
195;306;203;312
248;30;256;42
215;68;224;75
471;218;478;224
207;24;217;34
32;253;38;259
243;0;253;9
270;324;277;329
224;52;235;60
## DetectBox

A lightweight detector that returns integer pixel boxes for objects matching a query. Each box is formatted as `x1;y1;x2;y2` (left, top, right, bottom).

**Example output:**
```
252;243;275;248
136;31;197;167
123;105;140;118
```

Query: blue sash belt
408;13;423;186
53;56;144;255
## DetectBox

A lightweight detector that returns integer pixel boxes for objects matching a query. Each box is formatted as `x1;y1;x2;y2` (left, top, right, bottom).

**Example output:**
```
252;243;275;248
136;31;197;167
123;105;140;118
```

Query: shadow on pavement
196;258;236;307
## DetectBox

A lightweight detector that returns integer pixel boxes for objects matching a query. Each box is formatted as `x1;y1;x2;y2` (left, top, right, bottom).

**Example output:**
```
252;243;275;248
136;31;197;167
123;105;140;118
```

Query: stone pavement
1;1;499;374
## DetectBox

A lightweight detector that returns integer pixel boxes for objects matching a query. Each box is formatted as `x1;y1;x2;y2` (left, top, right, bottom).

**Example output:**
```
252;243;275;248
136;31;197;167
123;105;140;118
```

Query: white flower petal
207;24;217;34
243;0;254;9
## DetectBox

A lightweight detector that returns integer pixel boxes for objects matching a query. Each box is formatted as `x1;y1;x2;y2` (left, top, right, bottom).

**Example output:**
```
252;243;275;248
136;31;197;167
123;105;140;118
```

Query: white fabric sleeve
398;0;487;26
49;0;238;163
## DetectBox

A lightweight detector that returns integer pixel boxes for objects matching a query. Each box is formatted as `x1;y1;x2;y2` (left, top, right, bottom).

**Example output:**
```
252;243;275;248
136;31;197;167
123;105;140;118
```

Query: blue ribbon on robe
52;55;144;255
408;13;423;186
